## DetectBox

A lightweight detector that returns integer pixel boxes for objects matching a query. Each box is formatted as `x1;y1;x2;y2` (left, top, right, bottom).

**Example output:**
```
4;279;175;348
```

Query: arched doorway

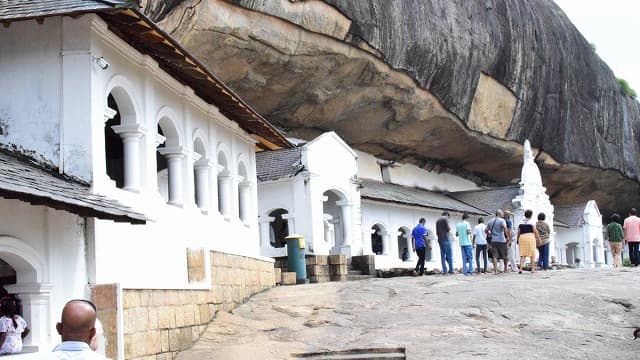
105;94;124;188
268;209;289;248
323;190;346;253
237;161;250;222
371;224;386;255
566;242;579;265
217;151;230;217
397;227;410;261
0;237;51;351
193;136;210;210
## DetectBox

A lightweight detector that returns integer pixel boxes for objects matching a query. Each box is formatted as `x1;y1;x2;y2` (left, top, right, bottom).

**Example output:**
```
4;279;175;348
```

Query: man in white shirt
473;217;488;273
48;299;108;359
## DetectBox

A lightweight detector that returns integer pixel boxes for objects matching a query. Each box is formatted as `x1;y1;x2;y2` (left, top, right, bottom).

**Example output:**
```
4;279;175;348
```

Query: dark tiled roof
0;152;146;224
554;203;587;227
0;1;292;151
449;186;521;214
0;0;122;20
256;148;304;182
359;180;487;215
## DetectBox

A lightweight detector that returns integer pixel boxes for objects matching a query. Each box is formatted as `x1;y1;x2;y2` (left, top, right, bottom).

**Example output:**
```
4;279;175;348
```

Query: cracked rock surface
176;269;640;359
143;0;640;214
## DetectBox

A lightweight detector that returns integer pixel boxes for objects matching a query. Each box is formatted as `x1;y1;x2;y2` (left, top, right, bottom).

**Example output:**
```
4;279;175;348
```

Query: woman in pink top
623;208;640;267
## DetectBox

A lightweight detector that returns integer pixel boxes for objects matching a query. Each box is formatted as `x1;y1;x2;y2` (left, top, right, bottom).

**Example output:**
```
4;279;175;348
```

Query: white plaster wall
555;227;582;265
0;199;90;351
305;133;360;255
0;18;62;169
257;179;296;258
355;150;479;192
360;200;468;270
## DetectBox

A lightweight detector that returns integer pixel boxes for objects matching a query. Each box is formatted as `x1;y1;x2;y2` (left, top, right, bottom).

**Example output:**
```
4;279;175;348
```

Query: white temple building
257;134;605;271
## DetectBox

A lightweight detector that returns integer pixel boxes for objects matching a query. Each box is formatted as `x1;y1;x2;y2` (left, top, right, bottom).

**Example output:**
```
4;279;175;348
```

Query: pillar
112;124;145;192
336;200;353;246
363;228;375;255
158;147;185;206
382;231;390;256
217;170;232;219
194;159;211;211
258;216;274;249
238;180;251;222
5;283;53;351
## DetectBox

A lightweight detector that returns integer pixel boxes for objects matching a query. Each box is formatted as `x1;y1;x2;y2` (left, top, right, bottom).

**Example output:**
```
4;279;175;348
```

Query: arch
323;189;347;250
397;226;411;261
105;74;141;125
156;106;182;147
371;223;387;255
268;209;289;248
0;236;45;283
192;129;209;160
322;188;348;202
216;143;231;216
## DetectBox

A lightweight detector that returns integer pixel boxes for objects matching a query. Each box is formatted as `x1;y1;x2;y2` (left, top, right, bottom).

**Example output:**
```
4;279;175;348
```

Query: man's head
441;211;450;218
631;208;638;216
462;213;469;220
495;209;503;217
419;218;426;224
56;299;98;344
503;210;511;218
478;217;484;224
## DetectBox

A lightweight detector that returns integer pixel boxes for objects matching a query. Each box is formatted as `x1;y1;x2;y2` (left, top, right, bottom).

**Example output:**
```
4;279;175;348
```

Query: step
346;274;376;281
348;270;363;276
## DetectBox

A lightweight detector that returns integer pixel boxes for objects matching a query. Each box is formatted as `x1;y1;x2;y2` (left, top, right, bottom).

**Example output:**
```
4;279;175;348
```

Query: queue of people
411;209;553;275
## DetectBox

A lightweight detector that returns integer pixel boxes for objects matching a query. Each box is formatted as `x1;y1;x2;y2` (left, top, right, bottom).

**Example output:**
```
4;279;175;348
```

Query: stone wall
94;251;275;360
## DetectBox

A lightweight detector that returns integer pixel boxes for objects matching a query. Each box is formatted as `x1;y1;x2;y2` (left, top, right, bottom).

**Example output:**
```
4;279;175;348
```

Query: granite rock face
144;0;640;214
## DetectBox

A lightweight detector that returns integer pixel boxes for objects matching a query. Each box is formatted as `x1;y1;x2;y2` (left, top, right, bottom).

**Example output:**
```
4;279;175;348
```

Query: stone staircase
347;255;376;281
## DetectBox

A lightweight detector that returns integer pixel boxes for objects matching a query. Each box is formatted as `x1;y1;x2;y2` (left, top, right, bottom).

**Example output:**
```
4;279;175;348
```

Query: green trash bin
285;234;308;284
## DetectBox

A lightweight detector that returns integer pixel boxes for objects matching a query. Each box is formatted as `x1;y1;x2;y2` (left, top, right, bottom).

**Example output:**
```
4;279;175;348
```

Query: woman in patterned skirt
517;209;540;274
0;297;30;355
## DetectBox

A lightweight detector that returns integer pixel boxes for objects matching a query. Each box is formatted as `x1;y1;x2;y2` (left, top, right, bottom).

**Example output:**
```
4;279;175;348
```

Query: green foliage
618;78;637;98
623;257;631;267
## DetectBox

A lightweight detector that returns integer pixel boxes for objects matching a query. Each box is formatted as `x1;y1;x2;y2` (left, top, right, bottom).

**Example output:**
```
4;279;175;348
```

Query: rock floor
176;268;640;359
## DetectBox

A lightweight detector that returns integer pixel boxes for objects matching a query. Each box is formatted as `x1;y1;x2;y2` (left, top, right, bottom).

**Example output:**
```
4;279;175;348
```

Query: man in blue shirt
412;218;430;275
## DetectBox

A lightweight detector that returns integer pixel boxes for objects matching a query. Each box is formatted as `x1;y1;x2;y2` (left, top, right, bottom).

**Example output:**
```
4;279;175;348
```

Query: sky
554;0;640;92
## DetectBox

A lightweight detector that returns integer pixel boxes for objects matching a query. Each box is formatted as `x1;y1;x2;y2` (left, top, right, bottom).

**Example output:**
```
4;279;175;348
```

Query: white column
362;228;375;255
238;180;251;222
5;283;53;351
112;124;145;192
258;216;274;249
382;231;390;255
194;159;211;211
405;233;416;261
336;200;353;246
158;147;185;206
218;171;232;219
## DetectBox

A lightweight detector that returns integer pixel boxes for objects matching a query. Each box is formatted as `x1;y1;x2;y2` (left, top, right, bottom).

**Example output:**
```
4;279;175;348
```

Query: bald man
49;300;107;359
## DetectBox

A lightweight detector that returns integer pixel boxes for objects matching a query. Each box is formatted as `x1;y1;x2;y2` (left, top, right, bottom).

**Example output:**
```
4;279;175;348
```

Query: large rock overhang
146;0;640;216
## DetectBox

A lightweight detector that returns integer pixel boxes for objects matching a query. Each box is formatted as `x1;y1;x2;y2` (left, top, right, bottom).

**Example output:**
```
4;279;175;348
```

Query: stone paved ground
176;268;640;359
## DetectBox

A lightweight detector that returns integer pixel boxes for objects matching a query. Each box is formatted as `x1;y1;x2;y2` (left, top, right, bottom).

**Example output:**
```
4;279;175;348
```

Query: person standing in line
486;210;509;274
517;209;539;274
456;214;473;275
504;210;518;272
0;297;30;355
535;212;551;270
607;213;624;268
473;217;488;274
624;208;640;267
436;212;454;275
411;218;430;275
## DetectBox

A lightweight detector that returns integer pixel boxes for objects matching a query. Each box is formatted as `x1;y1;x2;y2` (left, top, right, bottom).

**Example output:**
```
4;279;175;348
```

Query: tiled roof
359;180;487;215
0;0;292;151
448;186;522;214
0;152;146;224
256;148;304;182
0;0;122;20
554;203;587;227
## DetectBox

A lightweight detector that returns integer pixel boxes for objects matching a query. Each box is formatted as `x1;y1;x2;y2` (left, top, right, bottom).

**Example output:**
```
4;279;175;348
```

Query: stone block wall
274;255;347;283
94;251;275;360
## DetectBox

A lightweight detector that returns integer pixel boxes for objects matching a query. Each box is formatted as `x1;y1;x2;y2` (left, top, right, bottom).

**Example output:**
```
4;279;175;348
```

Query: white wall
355;150;479;192
0;199;90;352
1;14;268;292
0;18;62;170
